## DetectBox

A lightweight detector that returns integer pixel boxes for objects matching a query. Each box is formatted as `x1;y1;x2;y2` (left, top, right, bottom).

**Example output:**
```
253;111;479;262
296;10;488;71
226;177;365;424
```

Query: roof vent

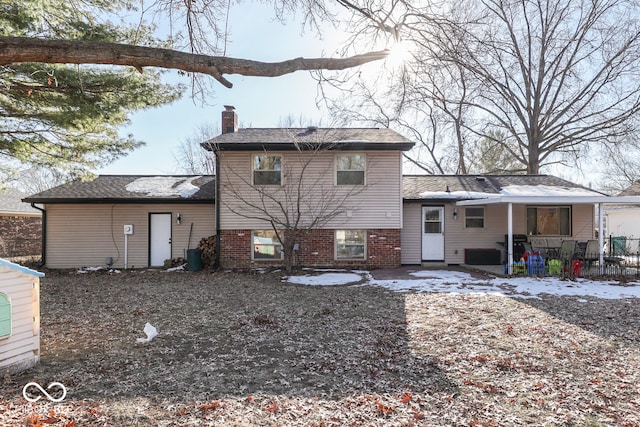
476;176;486;182
307;126;318;132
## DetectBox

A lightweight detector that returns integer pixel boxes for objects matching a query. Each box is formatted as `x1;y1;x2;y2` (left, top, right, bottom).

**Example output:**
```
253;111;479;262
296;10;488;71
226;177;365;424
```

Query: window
336;154;365;185
336;230;366;260
253;155;281;185
527;206;571;236
252;230;283;260
423;209;442;233
0;293;11;339
465;207;485;228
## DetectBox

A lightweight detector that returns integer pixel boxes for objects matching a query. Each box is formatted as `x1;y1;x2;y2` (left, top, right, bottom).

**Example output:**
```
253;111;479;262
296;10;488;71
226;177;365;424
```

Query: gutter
30;203;46;266
214;154;221;271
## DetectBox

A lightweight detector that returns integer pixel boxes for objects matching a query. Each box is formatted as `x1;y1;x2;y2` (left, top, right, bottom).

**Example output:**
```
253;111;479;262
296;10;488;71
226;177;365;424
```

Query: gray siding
218;151;403;230
45;203;215;269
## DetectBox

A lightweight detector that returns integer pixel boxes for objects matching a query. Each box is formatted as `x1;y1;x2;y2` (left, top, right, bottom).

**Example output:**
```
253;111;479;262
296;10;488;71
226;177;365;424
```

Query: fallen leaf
400;392;412;404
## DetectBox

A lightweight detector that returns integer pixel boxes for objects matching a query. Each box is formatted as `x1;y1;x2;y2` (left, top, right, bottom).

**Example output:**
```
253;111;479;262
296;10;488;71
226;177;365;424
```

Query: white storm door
422;206;445;261
150;213;172;266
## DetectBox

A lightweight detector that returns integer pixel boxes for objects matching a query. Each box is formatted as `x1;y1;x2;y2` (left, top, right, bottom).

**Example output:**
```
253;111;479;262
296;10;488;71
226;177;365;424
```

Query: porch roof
403;174;640;205
455;195;640;206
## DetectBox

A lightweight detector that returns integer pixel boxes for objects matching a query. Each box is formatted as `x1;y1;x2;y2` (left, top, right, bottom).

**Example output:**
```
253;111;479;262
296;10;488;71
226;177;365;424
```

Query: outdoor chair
582;240;600;269
558;240;577;277
526;253;546;275
558;240;577;262
547;259;562;276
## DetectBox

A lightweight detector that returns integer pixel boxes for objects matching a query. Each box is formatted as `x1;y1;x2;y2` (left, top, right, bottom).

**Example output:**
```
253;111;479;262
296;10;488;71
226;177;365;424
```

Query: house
602;180;640;254
0;188;42;258
203;106;415;270
0;258;42;375
23;107;640;272
23;176;215;269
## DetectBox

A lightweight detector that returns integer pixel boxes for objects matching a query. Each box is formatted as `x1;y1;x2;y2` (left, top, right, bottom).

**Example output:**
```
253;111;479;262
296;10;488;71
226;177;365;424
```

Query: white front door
422;206;445;261
150;213;172;266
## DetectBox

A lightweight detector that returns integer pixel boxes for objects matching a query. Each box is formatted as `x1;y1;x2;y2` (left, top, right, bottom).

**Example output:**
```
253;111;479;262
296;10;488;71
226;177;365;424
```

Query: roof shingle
202;128;415;151
23;175;215;203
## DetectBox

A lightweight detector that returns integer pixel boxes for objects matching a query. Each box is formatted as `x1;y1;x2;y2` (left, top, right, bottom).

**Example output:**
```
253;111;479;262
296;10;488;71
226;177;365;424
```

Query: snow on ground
285;269;640;299
286;272;363;286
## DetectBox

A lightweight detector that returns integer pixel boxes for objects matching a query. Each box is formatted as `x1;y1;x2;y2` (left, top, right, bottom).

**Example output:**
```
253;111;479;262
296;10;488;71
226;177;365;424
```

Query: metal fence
506;236;640;278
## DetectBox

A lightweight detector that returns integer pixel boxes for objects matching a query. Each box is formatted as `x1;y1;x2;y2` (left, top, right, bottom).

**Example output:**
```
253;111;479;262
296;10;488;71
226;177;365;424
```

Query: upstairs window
336;154;365;185
465;207;485;228
253;155;281;185
527;206;572;236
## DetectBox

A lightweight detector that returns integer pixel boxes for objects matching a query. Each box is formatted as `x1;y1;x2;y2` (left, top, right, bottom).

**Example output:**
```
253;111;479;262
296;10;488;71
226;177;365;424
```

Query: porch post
598;203;604;275
507;202;513;275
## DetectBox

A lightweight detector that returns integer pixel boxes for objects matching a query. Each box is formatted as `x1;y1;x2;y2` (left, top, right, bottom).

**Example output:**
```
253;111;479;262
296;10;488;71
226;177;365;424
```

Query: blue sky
97;4;358;175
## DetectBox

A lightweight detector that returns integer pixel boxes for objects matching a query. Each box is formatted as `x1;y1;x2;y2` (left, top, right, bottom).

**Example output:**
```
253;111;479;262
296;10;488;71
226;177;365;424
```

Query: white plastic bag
136;322;158;344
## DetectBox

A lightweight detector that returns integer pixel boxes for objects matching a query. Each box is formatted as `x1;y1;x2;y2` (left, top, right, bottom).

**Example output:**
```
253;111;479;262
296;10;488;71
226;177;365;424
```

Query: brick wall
0;215;42;257
219;229;252;269
219;228;401;270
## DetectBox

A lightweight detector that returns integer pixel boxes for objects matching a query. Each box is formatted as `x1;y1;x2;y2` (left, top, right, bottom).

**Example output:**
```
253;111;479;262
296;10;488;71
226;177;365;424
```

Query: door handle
169;238;172;244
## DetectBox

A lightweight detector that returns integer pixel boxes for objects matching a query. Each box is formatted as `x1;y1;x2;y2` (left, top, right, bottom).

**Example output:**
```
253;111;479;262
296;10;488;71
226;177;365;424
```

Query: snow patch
125;176;201;198
286;272;363;286
286;269;640;299
501;184;601;197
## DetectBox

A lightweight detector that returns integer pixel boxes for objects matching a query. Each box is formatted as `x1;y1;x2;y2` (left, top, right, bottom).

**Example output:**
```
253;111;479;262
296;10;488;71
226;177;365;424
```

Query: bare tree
1;165;67;194
324;0;640;176
210;131;367;272
596;136;640;193
326;52;481;174
174;123;218;175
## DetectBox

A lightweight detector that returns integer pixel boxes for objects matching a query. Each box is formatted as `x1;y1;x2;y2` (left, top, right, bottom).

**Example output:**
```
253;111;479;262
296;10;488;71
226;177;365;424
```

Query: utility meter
124;224;134;235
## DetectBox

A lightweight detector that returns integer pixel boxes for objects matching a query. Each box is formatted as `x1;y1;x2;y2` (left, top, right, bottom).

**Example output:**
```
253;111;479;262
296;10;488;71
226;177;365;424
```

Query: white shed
0;258;42;375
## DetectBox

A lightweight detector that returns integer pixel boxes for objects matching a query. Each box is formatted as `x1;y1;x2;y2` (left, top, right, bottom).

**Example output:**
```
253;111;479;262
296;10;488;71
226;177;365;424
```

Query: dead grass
1;269;639;426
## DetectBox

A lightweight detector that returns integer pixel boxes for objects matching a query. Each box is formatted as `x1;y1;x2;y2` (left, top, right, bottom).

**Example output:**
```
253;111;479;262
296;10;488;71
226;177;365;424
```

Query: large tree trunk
0;37;389;88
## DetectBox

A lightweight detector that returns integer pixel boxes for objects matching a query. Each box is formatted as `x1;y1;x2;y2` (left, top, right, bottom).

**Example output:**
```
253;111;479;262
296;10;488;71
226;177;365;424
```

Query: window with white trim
252;230;283;260
465;207;485;228
336;154;365;185
253;154;281;185
527;206;572;236
335;230;366;260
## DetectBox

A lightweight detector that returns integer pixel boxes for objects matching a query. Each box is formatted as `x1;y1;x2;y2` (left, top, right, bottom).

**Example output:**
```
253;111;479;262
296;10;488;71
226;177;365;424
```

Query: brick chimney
222;105;238;134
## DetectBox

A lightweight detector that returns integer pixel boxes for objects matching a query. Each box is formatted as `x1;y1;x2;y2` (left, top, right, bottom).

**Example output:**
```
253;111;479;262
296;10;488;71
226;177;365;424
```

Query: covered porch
456;193;640;277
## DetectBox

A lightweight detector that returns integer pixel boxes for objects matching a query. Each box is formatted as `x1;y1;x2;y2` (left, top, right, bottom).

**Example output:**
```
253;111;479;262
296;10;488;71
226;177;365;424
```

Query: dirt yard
1;269;640;426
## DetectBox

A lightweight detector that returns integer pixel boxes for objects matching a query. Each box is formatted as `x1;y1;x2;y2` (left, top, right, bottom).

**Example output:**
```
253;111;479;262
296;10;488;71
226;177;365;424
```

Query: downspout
30;203;46;266
214;153;221;271
507;202;513;275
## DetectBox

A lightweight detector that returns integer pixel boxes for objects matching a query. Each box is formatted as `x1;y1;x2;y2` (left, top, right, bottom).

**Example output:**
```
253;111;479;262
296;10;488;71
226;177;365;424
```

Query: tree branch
0;36;389;88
